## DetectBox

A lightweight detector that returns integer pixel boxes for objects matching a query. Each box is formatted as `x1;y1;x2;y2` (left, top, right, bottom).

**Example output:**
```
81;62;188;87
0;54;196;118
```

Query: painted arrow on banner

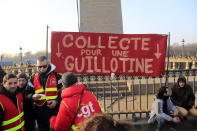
154;44;162;59
56;42;62;58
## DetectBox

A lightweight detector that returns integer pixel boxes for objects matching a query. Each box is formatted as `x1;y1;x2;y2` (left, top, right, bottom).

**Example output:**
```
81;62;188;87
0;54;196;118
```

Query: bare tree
1;50;50;65
168;43;197;57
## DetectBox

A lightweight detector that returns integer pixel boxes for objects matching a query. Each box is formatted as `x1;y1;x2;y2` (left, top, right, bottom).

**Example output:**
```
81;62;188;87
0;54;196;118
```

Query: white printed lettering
77;102;95;118
108;36;118;49
64;56;74;71
75;36;87;48
62;34;73;48
141;38;150;51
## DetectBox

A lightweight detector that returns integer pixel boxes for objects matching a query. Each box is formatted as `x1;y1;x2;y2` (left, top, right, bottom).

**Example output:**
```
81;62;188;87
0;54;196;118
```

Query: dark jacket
0;66;5;84
29;64;62;118
170;76;195;110
17;82;35;130
0;86;19;131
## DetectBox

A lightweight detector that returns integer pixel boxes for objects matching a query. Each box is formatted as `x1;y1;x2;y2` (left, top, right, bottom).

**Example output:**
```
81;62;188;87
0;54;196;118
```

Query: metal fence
2;65;197;121
76;69;197;121
3;65;37;77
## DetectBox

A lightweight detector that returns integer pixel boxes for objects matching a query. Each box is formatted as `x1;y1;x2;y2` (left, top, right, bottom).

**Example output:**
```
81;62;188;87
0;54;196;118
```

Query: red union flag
51;32;167;76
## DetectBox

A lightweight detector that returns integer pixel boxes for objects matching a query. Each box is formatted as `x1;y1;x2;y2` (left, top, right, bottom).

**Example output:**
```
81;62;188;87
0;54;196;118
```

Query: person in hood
50;72;102;131
29;56;62;131
0;74;25;131
148;86;180;131
17;73;36;131
170;76;197;118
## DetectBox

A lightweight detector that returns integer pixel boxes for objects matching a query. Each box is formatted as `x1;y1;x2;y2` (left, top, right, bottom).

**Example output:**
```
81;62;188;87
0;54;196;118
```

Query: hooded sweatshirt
170;76;195;110
50;83;102;131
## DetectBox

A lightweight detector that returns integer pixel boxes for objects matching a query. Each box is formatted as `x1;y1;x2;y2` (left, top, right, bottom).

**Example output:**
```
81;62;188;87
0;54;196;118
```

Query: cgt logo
77;101;95;118
50;78;56;85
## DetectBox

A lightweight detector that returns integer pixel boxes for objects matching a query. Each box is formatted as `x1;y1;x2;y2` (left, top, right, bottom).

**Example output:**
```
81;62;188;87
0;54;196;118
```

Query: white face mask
164;88;170;96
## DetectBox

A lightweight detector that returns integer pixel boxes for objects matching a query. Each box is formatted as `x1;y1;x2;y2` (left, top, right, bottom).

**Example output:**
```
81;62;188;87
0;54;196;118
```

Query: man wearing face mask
0;74;25;131
29;56;62;131
17;73;35;131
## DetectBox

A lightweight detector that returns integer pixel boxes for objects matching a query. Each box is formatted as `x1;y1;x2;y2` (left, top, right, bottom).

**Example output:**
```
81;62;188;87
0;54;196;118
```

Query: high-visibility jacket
34;72;58;106
0;93;25;131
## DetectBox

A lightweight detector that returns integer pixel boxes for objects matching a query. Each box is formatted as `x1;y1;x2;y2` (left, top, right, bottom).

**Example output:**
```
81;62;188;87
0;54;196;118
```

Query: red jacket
33;73;58;106
50;84;102;131
0;93;25;131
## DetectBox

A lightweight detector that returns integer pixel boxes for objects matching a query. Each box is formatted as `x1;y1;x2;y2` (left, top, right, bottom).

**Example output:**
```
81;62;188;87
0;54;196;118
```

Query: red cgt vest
33;72;58;106
0;93;25;131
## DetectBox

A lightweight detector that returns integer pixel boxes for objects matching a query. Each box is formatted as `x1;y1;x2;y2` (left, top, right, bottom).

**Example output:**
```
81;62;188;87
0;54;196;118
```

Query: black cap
17;73;28;81
62;72;77;88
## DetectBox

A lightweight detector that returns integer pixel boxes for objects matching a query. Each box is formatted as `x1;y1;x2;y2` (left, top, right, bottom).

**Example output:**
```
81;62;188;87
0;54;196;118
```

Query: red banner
51;32;167;76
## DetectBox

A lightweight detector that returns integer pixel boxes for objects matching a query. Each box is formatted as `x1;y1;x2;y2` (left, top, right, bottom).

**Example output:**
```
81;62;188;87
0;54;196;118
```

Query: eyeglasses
38;64;48;69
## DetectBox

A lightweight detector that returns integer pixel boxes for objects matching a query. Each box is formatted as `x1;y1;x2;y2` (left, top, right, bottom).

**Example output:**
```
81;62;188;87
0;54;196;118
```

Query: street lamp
181;39;185;57
19;46;23;65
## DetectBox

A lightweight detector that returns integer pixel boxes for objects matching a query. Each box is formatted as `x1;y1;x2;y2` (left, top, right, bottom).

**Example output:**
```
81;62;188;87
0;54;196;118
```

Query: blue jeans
156;117;165;131
156;117;176;131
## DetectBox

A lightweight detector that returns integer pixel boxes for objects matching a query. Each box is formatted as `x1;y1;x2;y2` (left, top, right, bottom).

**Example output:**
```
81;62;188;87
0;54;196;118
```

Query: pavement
125;116;197;131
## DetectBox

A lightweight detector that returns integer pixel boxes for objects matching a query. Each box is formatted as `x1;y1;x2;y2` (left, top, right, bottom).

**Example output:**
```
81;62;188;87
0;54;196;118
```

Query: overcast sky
0;0;196;54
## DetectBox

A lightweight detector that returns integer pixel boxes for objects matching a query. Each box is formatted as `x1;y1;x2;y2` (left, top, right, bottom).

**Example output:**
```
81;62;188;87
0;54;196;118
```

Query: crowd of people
0;56;197;131
0;56;133;131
